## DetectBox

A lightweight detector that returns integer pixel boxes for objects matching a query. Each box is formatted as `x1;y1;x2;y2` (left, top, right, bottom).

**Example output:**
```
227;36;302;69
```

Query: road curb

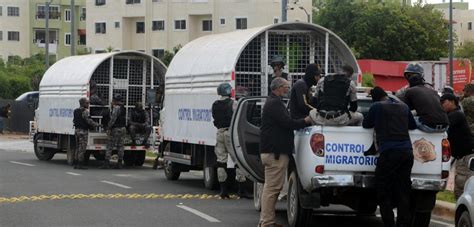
432;200;455;222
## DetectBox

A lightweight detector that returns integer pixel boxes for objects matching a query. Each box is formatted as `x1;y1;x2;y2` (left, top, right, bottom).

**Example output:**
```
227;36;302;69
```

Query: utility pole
45;0;53;68
449;0;454;87
282;0;288;22
71;0;76;56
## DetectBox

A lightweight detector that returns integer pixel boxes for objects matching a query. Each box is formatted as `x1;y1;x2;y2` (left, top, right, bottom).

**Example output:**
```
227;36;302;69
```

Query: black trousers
375;149;414;227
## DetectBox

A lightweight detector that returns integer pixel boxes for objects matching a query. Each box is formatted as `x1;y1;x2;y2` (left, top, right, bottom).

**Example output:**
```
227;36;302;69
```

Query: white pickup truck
229;95;451;227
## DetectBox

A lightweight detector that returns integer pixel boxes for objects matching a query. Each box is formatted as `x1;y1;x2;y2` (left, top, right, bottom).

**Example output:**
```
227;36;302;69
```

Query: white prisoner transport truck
230;95;450;226
32;51;166;166
161;22;360;189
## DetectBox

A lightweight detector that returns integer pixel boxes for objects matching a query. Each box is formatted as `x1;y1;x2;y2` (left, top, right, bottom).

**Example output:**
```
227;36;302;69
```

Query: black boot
76;161;88;170
237;182;252;199
219;182;230;199
100;160;110;169
115;159;123;169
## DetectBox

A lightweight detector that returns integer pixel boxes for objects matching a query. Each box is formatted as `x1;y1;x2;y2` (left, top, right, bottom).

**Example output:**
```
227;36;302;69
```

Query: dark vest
212;98;233;129
131;110;146;123
112;105;126;128
73;108;90;130
317;75;350;112
376;100;410;144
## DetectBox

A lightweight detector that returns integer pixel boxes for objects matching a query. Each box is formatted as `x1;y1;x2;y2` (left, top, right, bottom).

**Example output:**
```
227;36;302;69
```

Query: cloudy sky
425;0;474;9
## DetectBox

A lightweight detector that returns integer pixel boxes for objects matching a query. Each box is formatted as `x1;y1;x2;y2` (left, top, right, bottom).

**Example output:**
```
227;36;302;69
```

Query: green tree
456;41;474;62
160;45;182;66
315;0;448;61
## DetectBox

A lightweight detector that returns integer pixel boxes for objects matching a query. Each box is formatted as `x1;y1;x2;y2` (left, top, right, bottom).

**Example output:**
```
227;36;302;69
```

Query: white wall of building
439;8;474;46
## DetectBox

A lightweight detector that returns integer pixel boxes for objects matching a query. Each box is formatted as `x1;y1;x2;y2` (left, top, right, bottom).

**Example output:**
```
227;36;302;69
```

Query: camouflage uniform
106;105;126;161
215;129;246;183
74;107;99;167
461;96;474;134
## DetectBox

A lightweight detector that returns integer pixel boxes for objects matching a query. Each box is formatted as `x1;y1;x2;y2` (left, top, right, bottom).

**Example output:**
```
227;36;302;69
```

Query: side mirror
469;158;474;171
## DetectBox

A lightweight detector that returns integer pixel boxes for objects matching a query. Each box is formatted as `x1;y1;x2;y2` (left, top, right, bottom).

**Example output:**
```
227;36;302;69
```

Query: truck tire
164;161;181;180
124;151;134;166
93;152;105;161
253;182;263;211
203;155;218;190
134;150;146;166
33;133;55;161
287;171;312;227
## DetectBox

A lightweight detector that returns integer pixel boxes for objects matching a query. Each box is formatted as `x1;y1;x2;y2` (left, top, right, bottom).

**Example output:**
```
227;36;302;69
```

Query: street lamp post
299;6;311;23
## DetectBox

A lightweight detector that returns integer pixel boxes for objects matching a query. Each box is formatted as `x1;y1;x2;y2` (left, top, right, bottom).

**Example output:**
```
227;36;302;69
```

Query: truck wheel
458;210;472;227
164;161;181;180
84;151;91;164
357;192;377;215
93;152;105;161
123;151;134;166
253;182;263;211
203;156;218;190
33;133;55;161
134;150;146;166
287;171;312;227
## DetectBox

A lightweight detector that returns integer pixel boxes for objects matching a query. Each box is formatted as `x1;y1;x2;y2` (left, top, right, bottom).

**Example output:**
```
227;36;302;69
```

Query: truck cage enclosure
37;51;167;135
163;22;359;146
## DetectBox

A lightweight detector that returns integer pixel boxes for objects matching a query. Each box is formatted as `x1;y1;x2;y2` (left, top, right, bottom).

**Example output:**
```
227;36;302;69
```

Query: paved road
0;140;455;226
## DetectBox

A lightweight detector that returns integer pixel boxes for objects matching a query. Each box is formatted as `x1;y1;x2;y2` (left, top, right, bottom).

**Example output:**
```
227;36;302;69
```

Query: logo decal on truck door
413;138;436;163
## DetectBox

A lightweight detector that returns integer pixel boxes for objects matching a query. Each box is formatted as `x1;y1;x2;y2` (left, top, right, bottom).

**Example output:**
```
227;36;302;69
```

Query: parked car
15;91;39;110
455;158;474;227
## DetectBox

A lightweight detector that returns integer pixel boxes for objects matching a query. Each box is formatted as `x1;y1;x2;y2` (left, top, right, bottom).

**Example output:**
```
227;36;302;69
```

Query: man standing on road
0;103;11;134
128;102;152;148
73;98;99;169
289;63;321;119
397;63;449;132
440;93;474;199
102;94;126;169
211;83;250;199
363;87;417;227
259;77;312;227
312;66;363;126
461;84;474;134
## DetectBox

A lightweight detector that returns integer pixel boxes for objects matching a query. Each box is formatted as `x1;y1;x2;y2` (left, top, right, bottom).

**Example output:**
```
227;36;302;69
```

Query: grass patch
146;150;157;158
436;190;456;203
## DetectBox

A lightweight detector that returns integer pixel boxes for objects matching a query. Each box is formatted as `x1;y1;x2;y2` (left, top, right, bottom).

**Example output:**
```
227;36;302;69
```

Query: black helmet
270;55;285;67
217;83;232;97
113;94;123;102
404;62;424;80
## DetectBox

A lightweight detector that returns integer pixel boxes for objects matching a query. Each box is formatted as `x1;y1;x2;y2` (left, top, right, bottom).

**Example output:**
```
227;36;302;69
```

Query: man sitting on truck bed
128;102;152;148
311;65;363;126
289;63;321;119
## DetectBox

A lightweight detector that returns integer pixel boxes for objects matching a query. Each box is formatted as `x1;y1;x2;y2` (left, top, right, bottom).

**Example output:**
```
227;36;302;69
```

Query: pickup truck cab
229;95;451;227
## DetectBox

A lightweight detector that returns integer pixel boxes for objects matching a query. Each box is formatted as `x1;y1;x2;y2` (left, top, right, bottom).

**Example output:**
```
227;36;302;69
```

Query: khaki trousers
259;153;289;227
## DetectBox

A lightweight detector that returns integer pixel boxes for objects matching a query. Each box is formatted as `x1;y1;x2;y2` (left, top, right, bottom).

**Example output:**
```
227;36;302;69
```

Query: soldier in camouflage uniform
73;98;99;170
462;84;474;134
101;94;127;169
212;83;250;199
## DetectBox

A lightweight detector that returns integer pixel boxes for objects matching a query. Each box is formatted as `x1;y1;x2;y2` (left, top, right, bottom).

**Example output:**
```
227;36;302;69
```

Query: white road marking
66;172;81;176
9;161;35;166
100;180;132;189
177;205;221;223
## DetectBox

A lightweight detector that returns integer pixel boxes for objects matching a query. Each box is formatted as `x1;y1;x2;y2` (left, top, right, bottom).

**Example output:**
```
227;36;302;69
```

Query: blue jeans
415;117;448;133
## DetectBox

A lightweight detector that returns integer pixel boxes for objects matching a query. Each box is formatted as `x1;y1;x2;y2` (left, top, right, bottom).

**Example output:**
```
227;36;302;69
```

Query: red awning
78;29;86;36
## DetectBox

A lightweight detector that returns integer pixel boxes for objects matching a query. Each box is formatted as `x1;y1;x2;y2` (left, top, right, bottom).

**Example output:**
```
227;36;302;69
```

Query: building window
152;20;165;31
220;18;225;25
273;17;279;24
7;7;19;16
469;22;472;31
80;7;86;21
236;18;247;30
202;20;212;31
65;9;71;22
79;34;86;45
0;6;3;16
174;20;186;30
126;0;141;4
95;22;106;34
96;0;106;6
115;21;120;28
152;49;165;58
65;33;71;46
95;49;106;53
136;22;145;33
36;5;60;19
0;31;2;41
7;31;19;41
152;0;163;2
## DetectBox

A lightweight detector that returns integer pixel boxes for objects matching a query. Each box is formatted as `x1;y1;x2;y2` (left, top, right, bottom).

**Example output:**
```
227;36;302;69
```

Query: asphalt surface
0;138;456;227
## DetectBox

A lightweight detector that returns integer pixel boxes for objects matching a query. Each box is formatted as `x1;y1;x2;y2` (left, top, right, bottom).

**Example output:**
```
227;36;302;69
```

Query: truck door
229;97;267;183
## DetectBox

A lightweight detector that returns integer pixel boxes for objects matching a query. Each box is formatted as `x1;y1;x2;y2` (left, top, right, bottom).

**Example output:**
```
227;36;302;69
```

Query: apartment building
0;0;86;62
433;2;474;46
86;0;312;58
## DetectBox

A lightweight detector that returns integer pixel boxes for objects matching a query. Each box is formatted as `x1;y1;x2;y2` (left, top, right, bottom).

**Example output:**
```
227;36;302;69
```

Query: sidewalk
432;200;455;222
